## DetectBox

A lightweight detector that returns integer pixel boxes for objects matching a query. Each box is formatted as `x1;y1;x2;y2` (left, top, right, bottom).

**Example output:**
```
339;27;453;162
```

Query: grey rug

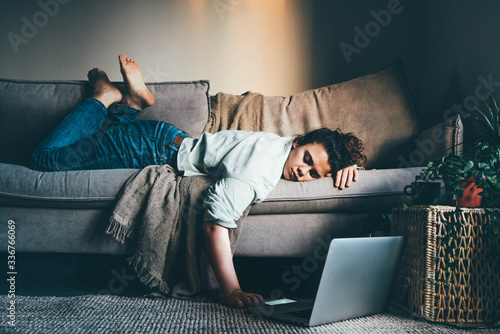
1;294;498;334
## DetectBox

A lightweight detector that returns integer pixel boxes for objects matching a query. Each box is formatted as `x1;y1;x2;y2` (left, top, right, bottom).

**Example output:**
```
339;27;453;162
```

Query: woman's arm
202;221;265;308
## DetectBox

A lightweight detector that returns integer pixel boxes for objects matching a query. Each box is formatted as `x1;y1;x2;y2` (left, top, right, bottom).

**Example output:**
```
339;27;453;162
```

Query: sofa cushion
263;61;420;169
0;79;210;166
0;163;139;209
0;163;423;213
0;206;132;254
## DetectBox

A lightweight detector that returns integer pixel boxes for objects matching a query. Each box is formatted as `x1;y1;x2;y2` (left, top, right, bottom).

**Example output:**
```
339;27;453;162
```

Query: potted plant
416;148;487;207
416;141;499;207
416;94;500;208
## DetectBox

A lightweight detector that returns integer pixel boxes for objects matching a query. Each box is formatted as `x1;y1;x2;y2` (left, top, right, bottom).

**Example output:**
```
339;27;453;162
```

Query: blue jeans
30;98;190;171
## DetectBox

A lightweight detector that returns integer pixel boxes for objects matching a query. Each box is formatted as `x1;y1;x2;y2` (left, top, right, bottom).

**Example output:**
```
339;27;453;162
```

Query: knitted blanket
106;164;249;299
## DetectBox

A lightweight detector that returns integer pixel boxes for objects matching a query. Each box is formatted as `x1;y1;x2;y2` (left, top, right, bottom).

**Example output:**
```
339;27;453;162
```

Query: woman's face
282;141;332;182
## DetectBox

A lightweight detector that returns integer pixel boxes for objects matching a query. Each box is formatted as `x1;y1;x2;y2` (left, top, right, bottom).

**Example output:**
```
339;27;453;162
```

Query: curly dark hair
294;128;366;172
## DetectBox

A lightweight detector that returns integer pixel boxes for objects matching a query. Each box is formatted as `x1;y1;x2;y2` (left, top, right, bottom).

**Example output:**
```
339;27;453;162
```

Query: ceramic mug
403;182;441;205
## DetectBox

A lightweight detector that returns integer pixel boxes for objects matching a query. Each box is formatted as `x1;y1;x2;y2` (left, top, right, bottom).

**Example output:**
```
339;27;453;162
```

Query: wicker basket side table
391;205;500;324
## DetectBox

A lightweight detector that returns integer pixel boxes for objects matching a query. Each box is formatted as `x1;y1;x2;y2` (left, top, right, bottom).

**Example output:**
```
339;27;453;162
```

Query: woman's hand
224;289;266;308
202;221;266;309
334;165;359;190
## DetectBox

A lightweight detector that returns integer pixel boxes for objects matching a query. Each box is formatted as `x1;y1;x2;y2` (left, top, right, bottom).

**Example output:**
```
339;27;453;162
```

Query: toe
87;68;96;78
119;55;127;66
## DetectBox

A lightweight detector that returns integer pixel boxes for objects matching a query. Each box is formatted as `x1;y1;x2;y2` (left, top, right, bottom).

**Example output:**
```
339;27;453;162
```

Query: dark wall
418;0;500;135
309;0;419;104
310;0;500;138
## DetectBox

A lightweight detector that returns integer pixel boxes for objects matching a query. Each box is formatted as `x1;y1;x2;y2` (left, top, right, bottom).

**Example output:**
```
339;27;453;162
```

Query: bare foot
88;68;122;108
119;55;155;110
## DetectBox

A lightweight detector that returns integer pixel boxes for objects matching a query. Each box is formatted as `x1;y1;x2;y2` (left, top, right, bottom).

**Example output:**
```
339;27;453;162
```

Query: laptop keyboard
285;308;313;319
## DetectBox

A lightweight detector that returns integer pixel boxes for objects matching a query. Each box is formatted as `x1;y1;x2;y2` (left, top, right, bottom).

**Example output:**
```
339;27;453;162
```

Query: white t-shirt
177;130;294;228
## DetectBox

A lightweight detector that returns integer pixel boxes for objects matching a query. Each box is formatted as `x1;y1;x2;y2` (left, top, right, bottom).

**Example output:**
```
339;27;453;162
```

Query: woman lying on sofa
30;55;366;309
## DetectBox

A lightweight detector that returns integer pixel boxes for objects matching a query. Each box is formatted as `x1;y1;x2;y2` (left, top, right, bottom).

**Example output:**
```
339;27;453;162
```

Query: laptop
248;236;404;327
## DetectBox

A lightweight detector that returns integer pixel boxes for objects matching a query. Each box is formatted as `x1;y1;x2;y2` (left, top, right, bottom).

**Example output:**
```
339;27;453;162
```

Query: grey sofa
0;62;462;258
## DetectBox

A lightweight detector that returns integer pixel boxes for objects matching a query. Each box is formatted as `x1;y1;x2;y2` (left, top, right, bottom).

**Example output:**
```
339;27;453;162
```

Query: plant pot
446;176;483;208
457;177;483;207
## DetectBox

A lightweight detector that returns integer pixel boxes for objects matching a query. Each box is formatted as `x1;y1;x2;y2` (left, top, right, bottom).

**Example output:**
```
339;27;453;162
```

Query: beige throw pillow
264;62;420;169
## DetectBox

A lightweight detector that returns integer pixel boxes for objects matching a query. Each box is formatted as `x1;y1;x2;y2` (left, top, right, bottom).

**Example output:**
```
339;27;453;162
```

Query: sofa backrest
0;79;210;166
0;63;419;169
263;62;420;169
